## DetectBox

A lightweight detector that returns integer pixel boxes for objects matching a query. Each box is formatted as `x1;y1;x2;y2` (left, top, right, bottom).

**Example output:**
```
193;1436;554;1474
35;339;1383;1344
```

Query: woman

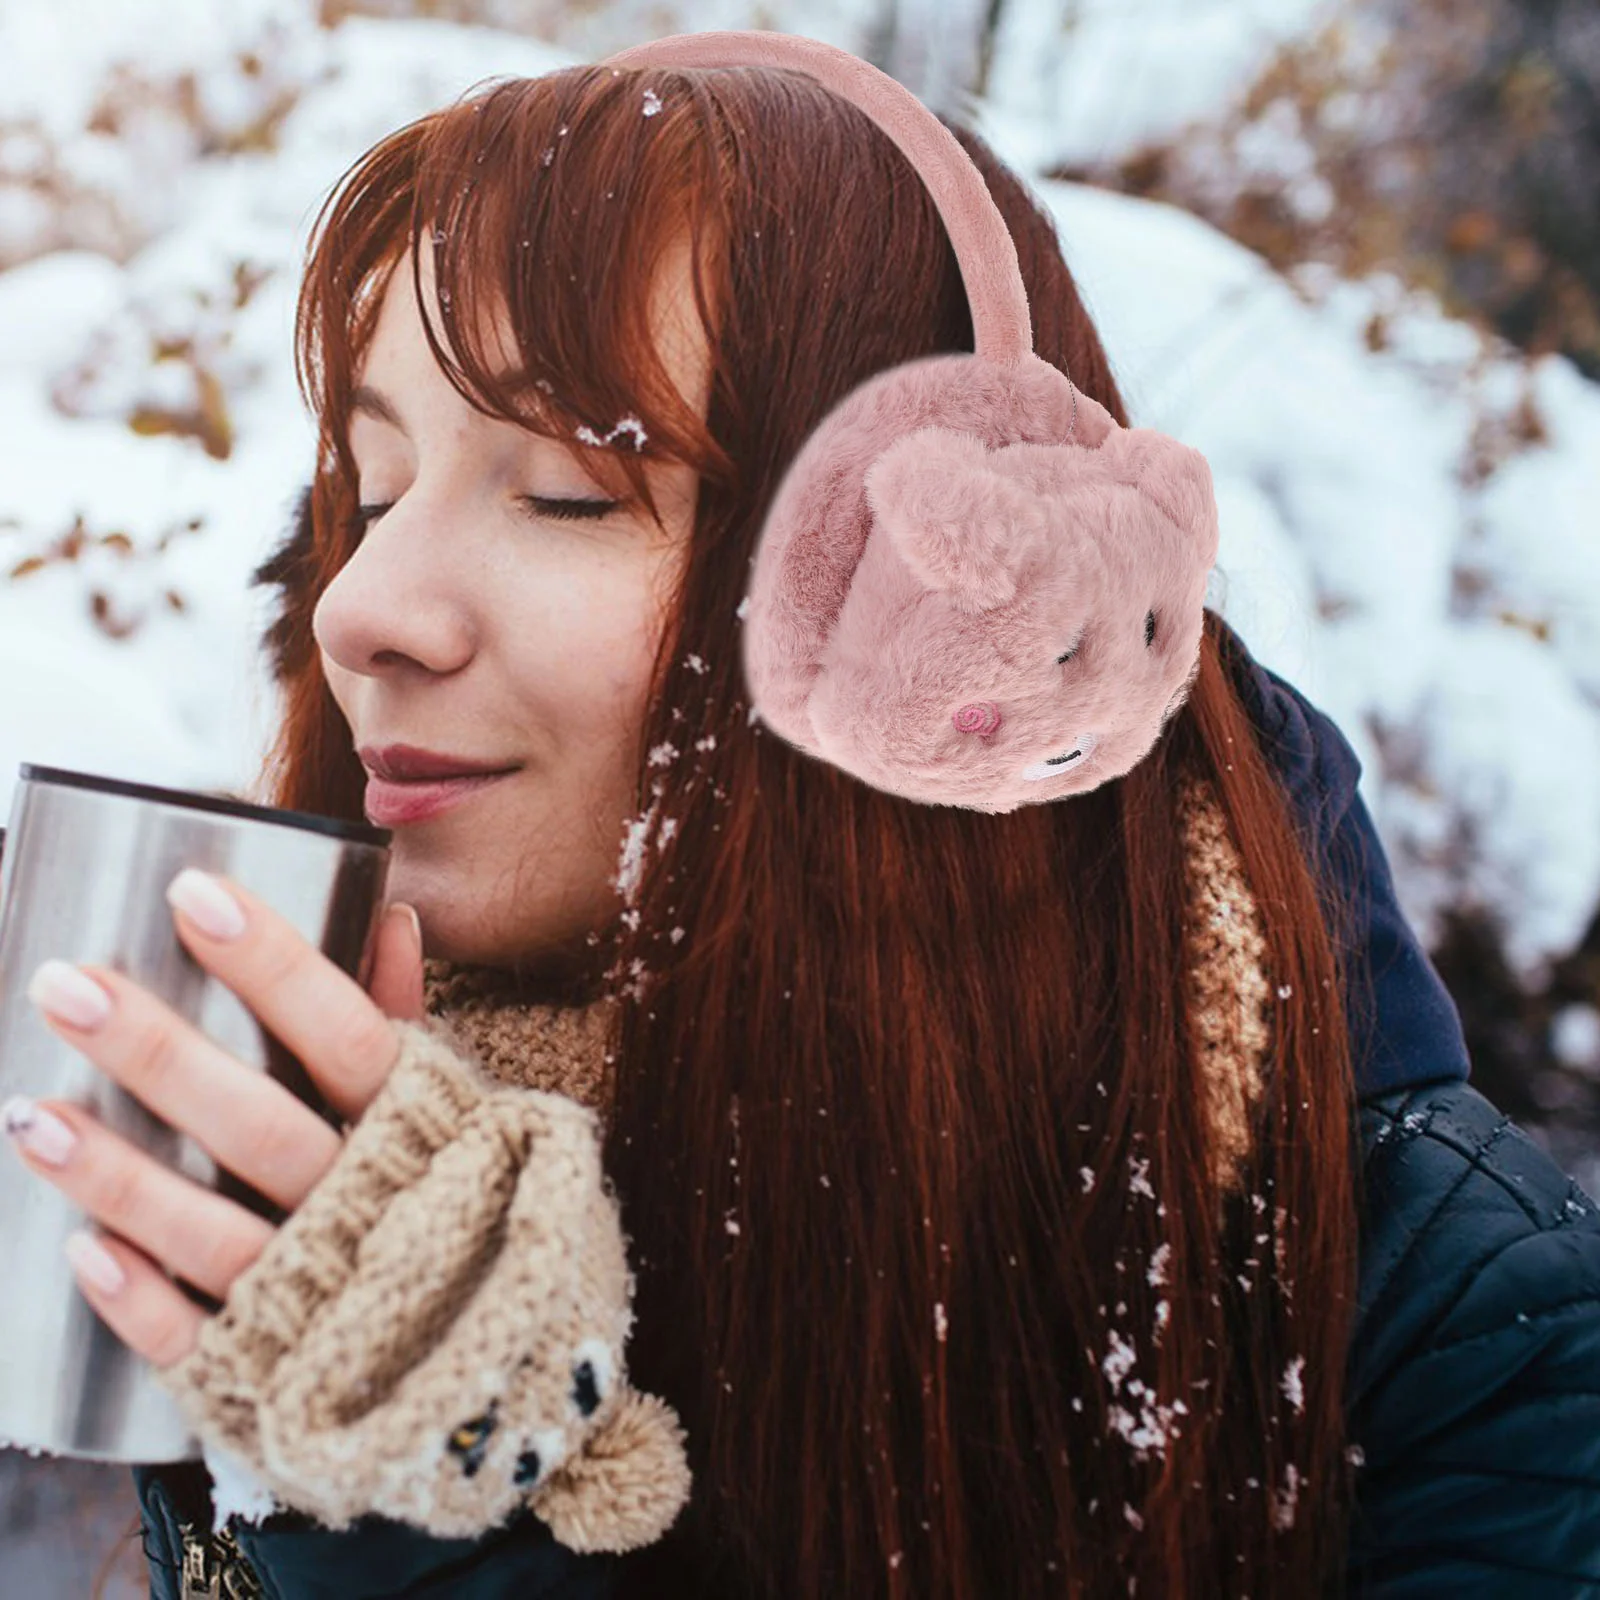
8;55;1596;1599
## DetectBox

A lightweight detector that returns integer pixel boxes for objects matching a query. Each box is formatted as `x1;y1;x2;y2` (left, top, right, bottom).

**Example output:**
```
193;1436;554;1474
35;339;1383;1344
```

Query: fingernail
395;903;422;959
3;1095;78;1165
64;1230;125;1295
167;868;247;941
26;959;113;1031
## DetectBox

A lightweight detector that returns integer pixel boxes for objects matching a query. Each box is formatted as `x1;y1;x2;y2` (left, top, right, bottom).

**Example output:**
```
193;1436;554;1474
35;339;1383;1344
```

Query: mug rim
14;764;391;848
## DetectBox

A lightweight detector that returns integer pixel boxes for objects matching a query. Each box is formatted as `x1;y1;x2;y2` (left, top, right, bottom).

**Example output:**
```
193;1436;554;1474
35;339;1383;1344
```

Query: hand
0;869;426;1369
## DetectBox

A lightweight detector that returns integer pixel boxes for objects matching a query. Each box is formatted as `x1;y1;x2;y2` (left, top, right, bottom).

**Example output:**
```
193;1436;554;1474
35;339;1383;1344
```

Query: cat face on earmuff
807;419;1217;814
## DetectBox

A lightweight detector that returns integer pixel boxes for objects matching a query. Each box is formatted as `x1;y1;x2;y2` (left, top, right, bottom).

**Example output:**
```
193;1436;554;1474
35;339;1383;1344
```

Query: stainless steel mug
0;763;392;1464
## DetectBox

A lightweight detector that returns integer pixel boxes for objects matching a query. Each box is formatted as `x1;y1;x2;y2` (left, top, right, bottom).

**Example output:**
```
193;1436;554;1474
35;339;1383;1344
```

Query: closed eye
519;495;620;523
354;495;620;531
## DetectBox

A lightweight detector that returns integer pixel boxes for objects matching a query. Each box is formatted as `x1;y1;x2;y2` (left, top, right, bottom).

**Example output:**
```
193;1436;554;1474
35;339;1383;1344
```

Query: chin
413;898;607;993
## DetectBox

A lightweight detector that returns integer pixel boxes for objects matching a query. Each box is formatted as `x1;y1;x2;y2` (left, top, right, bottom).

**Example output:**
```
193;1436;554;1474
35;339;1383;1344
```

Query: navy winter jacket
132;617;1600;1597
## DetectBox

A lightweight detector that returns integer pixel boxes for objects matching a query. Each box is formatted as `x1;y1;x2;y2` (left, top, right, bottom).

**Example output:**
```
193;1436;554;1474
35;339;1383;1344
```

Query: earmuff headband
601;30;1033;366
591;31;1219;815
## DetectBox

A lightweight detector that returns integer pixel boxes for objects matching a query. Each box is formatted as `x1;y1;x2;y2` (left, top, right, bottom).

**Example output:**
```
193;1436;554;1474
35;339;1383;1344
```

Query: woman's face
313;239;709;974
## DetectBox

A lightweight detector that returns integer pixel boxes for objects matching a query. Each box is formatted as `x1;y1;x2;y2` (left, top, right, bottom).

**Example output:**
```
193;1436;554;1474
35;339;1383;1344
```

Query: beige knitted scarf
420;767;1271;1194
419;957;622;1113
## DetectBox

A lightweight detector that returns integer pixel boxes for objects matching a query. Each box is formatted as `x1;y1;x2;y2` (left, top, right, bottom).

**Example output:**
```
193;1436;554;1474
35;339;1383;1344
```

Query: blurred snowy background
1;0;1597;1591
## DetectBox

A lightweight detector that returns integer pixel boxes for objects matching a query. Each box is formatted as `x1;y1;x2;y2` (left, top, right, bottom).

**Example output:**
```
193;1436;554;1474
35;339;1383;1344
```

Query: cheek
505;563;671;757
604;657;650;706
598;610;666;709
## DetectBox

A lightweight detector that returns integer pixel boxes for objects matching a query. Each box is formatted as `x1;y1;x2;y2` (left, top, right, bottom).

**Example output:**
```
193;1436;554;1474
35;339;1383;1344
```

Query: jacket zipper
179;1517;267;1599
179;1519;218;1599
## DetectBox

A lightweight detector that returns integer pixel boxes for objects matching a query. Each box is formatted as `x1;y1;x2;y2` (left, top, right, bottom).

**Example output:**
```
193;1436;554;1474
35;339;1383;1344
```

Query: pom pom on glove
154;1016;691;1552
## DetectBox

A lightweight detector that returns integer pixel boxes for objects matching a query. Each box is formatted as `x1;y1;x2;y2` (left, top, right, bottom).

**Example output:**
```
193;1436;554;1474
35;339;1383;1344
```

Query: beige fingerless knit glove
154;1016;691;1552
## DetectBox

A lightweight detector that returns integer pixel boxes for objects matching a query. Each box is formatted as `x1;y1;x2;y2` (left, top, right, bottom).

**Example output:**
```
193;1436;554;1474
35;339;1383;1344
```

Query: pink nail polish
64;1230;125;1294
2;1095;78;1166
26;960;112;1031
166;868;247;941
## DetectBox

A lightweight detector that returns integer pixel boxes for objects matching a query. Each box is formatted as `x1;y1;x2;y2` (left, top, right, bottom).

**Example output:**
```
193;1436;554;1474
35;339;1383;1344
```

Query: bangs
296;64;735;535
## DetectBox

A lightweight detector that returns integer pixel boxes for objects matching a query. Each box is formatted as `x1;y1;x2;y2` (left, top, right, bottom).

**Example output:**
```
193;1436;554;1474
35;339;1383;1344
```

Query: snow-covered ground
1;1;1597;1094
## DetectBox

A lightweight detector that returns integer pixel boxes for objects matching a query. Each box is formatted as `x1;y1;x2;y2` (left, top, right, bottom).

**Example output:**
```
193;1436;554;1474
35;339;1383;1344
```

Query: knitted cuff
155;1016;691;1551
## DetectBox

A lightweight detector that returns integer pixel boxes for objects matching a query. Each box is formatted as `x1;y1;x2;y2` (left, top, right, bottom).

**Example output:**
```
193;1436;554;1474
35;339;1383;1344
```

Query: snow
977;0;1341;173
1281;1354;1305;1413
0;0;312;141
1551;1005;1600;1079
575;414;648;450
1102;1329;1138;1394
1146;1243;1171;1287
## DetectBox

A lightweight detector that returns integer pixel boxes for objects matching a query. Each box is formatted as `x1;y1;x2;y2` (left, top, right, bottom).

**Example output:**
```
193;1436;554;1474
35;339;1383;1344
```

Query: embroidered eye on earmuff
603;32;1220;816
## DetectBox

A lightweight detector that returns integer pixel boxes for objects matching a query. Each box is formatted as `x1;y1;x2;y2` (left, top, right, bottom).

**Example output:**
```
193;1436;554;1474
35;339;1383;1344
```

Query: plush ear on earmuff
864;427;1054;611
601;31;1219;815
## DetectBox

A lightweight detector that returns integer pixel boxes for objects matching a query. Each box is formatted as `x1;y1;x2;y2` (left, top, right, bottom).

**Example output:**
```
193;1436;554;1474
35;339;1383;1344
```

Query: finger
5;1097;276;1302
366;902;425;1023
162;868;401;1122
24;960;346;1212
61;1225;209;1371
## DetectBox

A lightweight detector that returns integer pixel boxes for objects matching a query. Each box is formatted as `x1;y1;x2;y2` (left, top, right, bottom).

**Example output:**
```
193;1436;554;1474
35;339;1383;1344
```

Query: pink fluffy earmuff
600;32;1219;815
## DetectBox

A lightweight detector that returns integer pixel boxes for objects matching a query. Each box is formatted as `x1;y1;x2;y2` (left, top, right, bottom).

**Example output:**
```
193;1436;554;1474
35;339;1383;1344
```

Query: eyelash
354;495;619;529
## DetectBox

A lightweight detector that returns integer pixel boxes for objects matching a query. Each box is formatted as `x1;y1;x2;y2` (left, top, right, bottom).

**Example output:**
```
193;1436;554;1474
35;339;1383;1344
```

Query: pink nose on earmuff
953;702;1002;737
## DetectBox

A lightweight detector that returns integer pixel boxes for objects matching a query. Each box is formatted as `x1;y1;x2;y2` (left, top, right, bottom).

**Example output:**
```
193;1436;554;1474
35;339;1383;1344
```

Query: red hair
257;62;1362;1597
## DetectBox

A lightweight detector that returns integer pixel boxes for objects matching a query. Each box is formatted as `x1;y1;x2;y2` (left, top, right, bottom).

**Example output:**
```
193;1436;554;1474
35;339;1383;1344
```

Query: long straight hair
257;61;1362;1598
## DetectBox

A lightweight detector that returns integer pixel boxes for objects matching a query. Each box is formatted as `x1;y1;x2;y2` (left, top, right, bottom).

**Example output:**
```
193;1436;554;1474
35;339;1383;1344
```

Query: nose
312;497;476;680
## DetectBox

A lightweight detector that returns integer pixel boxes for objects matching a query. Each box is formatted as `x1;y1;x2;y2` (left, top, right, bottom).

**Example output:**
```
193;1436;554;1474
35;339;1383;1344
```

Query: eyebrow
351;384;407;435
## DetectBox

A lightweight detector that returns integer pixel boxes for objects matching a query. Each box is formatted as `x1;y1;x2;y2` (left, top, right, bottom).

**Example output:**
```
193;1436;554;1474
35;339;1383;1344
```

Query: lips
364;769;516;827
359;744;518;782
